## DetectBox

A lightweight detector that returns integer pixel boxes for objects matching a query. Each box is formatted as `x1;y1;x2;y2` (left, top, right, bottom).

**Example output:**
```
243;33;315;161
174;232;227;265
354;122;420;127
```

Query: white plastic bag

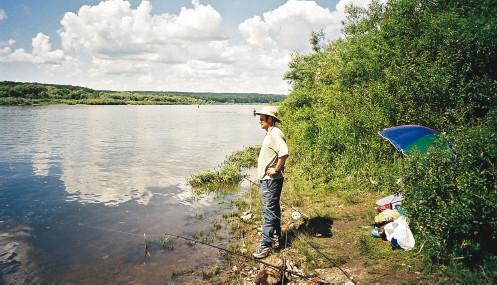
384;216;415;250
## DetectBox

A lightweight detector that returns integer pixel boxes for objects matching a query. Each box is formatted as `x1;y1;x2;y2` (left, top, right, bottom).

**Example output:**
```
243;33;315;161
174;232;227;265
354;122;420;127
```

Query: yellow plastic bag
374;209;400;224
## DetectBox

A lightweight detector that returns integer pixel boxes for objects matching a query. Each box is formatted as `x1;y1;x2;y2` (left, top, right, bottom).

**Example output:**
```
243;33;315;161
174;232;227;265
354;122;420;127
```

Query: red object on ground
376;204;391;213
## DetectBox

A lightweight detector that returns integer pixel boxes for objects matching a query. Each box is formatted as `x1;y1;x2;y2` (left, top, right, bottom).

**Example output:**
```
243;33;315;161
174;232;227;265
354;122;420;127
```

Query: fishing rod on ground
242;176;357;284
74;222;327;284
260;203;357;284
8;179;350;282
163;232;328;284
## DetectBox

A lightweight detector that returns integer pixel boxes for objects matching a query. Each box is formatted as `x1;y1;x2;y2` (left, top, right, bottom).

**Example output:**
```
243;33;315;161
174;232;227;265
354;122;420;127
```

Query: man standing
253;106;289;259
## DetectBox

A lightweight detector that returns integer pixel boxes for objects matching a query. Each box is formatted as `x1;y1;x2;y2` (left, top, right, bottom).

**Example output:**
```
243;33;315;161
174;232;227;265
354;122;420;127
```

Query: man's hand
266;155;288;177
266;168;277;176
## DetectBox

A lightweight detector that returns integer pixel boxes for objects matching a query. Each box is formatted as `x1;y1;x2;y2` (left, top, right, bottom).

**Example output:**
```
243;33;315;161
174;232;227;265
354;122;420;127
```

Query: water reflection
4;105;263;205
0;105;264;283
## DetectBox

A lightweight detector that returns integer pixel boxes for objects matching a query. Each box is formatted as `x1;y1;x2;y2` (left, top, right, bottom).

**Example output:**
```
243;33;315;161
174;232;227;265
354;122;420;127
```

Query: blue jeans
259;178;284;248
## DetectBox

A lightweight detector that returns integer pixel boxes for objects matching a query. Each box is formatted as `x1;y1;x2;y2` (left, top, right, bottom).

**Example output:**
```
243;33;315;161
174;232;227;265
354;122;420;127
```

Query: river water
0;105;264;284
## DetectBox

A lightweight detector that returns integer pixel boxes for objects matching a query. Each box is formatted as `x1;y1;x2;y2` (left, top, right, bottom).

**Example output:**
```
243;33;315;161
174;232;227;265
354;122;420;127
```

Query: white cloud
1;0;379;93
239;0;374;52
31;33;66;63
0;33;70;65
0;39;15;47
59;0;223;59
0;9;7;21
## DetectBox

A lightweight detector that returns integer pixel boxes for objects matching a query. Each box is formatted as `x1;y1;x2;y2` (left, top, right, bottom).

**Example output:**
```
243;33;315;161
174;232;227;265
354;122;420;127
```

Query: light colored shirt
257;126;289;180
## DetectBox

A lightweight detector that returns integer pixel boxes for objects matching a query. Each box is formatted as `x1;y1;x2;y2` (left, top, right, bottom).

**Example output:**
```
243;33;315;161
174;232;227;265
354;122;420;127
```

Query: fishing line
1;178;352;282
71;221;327;283
274;209;356;284
162;232;328;284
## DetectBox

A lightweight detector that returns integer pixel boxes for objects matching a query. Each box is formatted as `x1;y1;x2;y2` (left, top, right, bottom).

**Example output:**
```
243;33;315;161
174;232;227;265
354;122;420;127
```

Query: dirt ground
214;179;433;285
169;173;446;284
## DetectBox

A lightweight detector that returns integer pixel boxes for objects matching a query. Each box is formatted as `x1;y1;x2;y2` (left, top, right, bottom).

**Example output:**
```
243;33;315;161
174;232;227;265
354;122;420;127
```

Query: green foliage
224;145;260;168
171;268;194;279
188;146;261;191
280;0;497;278
309;30;325;53
188;163;243;190
134;91;285;104
160;236;174;250
201;266;221;280
0;81;284;105
400;110;497;266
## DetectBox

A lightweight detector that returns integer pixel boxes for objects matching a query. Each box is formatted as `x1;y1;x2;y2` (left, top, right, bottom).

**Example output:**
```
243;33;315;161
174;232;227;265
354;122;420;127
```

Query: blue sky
0;0;371;93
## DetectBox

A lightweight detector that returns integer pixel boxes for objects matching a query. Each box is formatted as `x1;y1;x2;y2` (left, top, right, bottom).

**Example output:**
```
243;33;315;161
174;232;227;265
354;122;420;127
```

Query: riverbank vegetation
0;81;284;105
188;146;260;191
190;0;496;283
278;0;497;282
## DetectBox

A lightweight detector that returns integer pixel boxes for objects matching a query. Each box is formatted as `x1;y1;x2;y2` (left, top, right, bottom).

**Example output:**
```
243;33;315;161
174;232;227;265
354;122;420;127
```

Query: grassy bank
186;144;493;283
188;0;497;281
221;177;433;284
215;155;489;284
187;147;432;283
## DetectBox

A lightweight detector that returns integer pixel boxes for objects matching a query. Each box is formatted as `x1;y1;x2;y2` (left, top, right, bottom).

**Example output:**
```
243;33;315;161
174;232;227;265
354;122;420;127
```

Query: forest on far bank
0;81;285;105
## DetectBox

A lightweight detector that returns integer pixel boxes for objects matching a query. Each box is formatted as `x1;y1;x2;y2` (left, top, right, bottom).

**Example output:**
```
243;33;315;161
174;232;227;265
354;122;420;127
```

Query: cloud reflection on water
0;105;264;284
24;105;262;206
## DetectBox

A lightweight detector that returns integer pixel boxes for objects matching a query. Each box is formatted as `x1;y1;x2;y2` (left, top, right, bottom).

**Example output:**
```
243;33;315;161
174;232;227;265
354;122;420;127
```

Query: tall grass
188;146;260;191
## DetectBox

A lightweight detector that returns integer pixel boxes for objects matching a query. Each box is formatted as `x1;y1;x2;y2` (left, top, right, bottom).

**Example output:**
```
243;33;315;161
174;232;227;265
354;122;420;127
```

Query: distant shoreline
0;100;277;106
0;81;285;106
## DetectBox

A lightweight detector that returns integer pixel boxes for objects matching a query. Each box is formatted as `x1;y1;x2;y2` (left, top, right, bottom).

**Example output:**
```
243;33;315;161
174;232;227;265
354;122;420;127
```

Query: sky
0;0;375;94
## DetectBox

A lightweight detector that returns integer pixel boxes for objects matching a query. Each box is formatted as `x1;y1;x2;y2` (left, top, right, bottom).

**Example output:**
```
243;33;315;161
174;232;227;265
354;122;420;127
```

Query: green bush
401;110;497;267
281;0;497;186
188;163;243;191
188;146;260;191
224;145;260;168
278;0;497;277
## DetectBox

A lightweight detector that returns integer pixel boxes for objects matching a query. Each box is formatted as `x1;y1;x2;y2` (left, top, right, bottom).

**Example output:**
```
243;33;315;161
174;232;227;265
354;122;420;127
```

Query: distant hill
0;81;285;105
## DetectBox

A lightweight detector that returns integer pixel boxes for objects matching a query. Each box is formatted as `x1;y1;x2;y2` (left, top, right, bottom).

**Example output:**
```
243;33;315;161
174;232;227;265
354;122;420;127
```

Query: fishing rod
5;179;351;283
74;222;327;283
262;205;357;284
242;176;357;284
299;235;356;283
163;232;328;284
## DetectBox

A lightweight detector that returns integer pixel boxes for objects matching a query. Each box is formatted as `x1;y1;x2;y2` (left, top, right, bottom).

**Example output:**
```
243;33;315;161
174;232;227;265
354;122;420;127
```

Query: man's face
259;114;272;130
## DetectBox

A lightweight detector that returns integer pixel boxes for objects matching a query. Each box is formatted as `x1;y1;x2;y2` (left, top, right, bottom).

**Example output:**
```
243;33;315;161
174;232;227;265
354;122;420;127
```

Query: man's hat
255;106;280;122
